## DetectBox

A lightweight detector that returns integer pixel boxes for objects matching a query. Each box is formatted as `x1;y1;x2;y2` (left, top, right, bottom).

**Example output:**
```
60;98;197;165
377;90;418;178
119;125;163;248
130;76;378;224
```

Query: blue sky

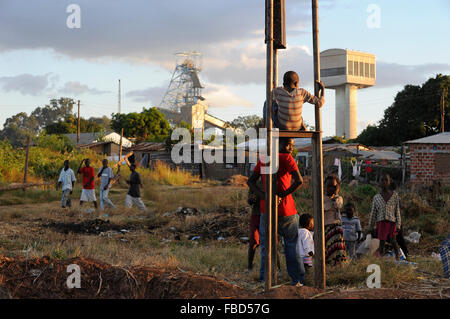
0;0;449;137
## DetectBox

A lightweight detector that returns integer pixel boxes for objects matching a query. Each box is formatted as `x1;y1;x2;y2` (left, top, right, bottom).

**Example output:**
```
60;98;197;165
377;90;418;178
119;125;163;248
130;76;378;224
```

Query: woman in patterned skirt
324;175;347;265
368;173;401;260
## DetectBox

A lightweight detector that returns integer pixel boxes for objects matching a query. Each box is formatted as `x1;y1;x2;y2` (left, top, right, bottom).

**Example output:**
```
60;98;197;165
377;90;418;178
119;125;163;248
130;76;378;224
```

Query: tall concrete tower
320;49;376;139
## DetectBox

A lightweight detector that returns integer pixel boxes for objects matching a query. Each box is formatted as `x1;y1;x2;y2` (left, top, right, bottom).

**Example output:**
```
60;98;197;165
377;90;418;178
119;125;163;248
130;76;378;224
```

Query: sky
0;0;449;137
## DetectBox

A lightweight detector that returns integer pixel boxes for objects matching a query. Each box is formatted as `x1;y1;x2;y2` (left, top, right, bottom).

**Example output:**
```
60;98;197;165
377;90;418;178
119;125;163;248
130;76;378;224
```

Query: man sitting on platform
264;71;325;131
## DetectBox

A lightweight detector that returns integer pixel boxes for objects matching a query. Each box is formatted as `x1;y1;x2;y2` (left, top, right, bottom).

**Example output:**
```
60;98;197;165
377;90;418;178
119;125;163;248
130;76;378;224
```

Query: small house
405;132;450;186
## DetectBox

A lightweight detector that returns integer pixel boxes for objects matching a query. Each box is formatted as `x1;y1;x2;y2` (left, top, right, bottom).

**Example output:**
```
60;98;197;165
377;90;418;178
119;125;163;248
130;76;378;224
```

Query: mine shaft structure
159;51;204;113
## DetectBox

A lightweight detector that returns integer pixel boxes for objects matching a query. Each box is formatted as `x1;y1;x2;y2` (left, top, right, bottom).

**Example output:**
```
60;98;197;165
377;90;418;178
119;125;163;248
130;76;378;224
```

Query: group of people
247;71;406;286
247;136;406;286
57;158;148;213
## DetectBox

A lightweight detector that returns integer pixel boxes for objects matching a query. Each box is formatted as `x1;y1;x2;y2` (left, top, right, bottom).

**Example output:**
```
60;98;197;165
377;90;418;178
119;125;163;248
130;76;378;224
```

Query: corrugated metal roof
77;141;131;150
129;142;166;152
405;132;450;144
64;132;133;147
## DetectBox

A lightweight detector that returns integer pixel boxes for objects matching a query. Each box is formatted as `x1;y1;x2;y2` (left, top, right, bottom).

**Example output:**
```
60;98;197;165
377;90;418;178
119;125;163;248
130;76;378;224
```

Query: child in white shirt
298;213;314;272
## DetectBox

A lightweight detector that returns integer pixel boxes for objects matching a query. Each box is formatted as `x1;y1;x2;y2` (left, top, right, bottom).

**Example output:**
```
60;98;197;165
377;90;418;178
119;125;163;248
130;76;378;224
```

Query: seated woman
263;71;325;131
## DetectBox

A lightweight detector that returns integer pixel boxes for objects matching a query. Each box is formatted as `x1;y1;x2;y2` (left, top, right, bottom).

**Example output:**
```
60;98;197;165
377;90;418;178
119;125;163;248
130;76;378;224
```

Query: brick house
405;132;450;186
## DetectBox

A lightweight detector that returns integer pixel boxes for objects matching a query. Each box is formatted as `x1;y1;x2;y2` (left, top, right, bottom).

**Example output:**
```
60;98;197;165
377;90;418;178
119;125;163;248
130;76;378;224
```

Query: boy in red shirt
247;137;304;286
77;158;98;209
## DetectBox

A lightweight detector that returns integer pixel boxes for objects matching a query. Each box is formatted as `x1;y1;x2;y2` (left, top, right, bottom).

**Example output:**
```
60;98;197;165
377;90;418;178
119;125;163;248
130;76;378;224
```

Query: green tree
357;74;449;146
226;115;264;132
88;116;111;131
44;116;104;134
0;97;76;147
37;132;74;153
0;112;38;147
31;98;75;131
111;107;170;142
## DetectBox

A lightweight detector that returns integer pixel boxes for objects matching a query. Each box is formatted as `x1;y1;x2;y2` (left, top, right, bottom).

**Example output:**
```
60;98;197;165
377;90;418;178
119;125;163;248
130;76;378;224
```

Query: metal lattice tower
159;52;204;113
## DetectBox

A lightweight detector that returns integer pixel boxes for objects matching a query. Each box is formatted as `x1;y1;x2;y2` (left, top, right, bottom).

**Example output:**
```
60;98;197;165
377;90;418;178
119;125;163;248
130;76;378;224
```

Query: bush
356;184;378;198
139;161;200;186
37;133;74;153
0;139;105;183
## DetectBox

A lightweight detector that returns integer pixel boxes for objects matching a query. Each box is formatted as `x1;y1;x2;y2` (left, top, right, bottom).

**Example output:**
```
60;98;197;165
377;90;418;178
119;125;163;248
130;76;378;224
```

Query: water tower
320;49;376;139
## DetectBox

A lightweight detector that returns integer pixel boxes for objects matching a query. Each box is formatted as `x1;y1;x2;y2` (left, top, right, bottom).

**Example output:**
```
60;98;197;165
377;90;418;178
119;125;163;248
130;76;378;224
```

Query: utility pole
118;79;122;114
23;136;31;189
77;100;81;144
311;0;326;290
442;87;446;133
118;128;124;174
271;47;279;287
264;0;274;292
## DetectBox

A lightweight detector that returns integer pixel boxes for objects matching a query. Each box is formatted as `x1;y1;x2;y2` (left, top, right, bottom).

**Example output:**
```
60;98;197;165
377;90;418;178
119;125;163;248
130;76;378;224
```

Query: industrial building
157;52;228;138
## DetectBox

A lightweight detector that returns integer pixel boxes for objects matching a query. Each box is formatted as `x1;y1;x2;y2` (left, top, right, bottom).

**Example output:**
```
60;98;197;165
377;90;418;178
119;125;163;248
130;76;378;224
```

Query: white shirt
298;228;314;258
58;168;76;191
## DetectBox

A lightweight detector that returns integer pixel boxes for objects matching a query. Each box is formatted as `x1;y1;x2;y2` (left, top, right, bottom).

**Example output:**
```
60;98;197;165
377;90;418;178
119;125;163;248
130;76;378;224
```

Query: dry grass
0;168;448;293
143;183;248;214
138;161;200;186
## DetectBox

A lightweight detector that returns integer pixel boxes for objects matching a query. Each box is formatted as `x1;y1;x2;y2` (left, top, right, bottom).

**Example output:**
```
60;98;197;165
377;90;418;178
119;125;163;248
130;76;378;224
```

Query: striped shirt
273;87;324;130
369;191;402;230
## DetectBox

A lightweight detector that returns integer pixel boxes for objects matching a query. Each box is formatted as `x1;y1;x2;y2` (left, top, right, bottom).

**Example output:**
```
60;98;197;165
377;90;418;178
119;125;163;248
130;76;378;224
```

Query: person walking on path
98;159;116;215
247;137;304;286
368;173;401;260
77;158;97;210
323;174;347;266
57;160;76;208
125;164;147;212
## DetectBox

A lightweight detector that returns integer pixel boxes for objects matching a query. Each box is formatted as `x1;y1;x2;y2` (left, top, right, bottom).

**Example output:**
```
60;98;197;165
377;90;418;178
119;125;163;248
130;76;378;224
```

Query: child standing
341;202;362;259
298;213;314;274
247;181;261;271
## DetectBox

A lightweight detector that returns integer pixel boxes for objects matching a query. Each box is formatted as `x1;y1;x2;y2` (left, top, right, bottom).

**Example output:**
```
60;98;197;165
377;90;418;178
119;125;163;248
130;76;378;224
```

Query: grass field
0;162;447;294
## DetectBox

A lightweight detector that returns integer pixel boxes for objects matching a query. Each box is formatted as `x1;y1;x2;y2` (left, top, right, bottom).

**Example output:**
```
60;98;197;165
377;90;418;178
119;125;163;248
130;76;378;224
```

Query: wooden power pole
442;87;446;133
118;128;124;173
23;136;31;191
77;100;81;144
311;0;326;290
118;79;122;114
264;0;274;292
271;41;279;287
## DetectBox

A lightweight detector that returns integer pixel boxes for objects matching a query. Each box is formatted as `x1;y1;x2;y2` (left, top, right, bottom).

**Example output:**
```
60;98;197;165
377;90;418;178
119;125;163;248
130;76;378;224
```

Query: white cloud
126;85;168;104
0;73;52;96
203;84;253;108
59;81;110;95
376;61;450;88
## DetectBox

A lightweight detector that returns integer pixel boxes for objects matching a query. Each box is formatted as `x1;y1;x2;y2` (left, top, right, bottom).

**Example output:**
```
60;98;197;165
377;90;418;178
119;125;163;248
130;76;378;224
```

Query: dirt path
0;256;447;299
